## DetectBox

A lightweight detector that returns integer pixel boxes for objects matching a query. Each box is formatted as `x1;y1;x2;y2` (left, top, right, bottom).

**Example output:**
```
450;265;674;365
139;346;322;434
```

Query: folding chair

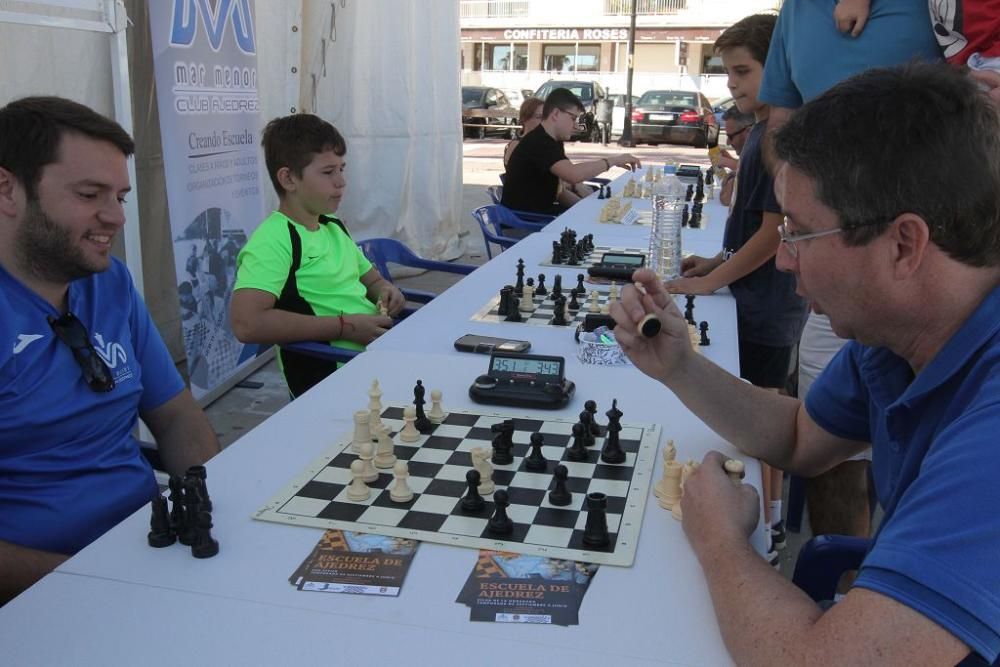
791;535;872;602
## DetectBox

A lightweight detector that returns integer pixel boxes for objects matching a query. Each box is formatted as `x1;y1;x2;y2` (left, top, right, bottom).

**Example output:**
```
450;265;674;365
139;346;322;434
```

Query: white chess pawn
470;447;495;495
347;459;371;501
657;460;683;510
351;410;371;453
724;459;745;486
373;425;397;469
358;441;379;483
608;282;619;302
427;389;445;424
389;460;414;502
589;290;601;313
398;406;421;442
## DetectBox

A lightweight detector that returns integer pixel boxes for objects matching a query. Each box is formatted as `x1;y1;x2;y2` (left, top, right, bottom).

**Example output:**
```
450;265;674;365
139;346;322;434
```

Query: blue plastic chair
792;535;872;602
485;185;556;227
472;205;549;259
357;237;475;304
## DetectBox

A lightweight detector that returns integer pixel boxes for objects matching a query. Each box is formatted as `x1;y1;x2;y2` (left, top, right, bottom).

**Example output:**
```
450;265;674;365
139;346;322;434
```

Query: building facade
460;0;782;102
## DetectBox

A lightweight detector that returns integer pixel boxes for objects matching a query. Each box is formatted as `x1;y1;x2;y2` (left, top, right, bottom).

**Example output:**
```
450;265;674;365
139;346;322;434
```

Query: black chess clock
587;252;645;282
469;352;575;409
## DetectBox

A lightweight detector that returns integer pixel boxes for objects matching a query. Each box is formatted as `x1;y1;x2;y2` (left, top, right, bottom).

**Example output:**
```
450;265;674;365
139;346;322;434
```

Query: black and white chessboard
539;244;648;270
254;405;660;566
471;289;621;327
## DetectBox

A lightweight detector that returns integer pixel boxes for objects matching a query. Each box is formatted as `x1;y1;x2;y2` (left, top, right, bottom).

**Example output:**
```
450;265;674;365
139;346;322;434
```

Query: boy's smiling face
722;46;766;116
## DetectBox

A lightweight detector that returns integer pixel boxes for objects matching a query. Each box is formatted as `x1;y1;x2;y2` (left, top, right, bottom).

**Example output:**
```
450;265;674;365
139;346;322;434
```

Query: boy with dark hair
230;114;404;398
666;14;807;556
0;96;219;602
501;87;640;215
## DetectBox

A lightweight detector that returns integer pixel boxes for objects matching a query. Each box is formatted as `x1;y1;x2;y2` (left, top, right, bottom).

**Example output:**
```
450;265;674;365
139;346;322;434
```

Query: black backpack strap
274;221;339;398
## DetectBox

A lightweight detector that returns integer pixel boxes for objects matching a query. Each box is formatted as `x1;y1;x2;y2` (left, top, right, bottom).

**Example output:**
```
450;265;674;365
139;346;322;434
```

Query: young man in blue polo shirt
612;63;1000;665
0;97;220;603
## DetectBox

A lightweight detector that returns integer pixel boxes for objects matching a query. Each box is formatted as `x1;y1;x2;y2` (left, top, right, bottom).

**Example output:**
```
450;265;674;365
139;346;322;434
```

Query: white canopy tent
0;0;464;397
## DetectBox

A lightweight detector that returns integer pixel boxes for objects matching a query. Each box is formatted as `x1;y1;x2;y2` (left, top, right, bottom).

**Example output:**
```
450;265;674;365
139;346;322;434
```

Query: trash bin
595;98;614;145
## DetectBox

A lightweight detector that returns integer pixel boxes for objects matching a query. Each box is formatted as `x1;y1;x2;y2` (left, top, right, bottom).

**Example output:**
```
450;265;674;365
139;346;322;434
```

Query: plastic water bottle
649;175;686;279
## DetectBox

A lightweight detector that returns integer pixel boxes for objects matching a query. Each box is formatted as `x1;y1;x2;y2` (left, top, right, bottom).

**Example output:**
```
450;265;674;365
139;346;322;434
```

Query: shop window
542;44;601;73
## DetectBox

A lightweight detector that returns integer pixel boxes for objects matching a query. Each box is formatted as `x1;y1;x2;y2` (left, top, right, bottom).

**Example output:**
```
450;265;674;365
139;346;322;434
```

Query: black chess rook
147;494;176;548
582;492;610;547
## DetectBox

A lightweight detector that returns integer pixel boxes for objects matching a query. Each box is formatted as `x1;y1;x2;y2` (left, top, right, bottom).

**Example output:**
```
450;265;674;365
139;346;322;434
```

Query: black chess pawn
597;184;606;199
684;294;696;324
185;465;212;512
535;273;548;296
582;492;610;547
514;258;525;296
548;465;572;506
586;234;595;251
525;277;534;288
566;422;589;461
584;400;601;437
681;205;690;227
179;478;203;546
551;240;563;265
488;489;514;535
551;296;568;326
147;494;176;548
524;432;548;471
567;247;579;265
567;290;580;312
574;273;586;296
578;410;596;447
490;420;515;465
168;475;185;534
685;184;694;202
705;166;714;185
191;510;219;559
551;274;563;300
461;469;486;512
699;321;711;346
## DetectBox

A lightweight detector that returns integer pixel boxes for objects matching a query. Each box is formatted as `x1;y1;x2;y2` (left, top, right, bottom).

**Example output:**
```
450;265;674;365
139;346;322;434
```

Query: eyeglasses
560;108;583;123
778;216;885;258
727;124;751;141
47;312;115;392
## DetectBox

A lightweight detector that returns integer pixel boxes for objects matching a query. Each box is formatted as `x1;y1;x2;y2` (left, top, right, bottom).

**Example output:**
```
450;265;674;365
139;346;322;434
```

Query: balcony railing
604;0;782;15
460;0;530;19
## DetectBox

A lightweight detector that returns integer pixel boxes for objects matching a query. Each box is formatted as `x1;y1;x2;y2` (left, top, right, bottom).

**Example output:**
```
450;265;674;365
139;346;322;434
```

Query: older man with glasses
501;87;640;216
0;96;220;603
612;62;1000;666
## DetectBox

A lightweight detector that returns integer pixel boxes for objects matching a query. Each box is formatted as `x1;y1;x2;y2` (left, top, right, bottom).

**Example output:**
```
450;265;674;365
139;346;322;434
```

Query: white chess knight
470;447;495;495
389;460;414;502
373;425;397;469
428;389;445;424
398;405;421;442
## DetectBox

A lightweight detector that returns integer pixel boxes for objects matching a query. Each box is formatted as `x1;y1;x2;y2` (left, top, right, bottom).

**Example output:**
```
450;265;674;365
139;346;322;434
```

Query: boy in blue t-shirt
664;14;807;559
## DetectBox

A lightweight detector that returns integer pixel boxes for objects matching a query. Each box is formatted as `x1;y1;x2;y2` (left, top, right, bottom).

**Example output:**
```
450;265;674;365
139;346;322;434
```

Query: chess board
471;288;620;327
254;405;661;567
539;244;648;270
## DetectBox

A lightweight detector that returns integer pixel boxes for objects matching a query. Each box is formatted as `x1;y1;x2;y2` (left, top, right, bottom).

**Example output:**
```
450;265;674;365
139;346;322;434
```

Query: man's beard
15;199;106;284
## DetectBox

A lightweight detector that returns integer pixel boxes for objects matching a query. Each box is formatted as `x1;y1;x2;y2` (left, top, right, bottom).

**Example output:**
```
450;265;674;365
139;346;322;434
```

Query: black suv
533;79;607;142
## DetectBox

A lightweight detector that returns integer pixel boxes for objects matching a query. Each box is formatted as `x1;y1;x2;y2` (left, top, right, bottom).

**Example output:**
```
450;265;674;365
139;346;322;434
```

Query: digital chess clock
469;352;575;409
587;252;646;281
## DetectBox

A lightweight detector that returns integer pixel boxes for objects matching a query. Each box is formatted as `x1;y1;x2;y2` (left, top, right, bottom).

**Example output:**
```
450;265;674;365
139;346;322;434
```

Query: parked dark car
532;79;608;142
630;90;720;148
462;86;519;139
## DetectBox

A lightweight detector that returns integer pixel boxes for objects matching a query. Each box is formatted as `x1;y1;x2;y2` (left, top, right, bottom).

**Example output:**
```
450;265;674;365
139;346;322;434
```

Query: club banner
148;0;265;398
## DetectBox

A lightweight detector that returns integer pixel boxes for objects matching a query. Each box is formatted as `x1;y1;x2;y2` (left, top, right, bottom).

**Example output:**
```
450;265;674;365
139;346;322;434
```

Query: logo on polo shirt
93;333;134;383
13;333;44;355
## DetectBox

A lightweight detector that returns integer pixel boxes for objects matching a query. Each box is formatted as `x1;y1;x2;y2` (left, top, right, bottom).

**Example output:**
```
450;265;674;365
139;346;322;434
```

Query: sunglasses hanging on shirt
47;312;115;393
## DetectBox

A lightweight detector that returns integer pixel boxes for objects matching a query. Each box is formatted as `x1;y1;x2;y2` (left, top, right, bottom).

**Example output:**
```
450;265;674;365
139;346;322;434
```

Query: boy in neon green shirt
231;114;404;398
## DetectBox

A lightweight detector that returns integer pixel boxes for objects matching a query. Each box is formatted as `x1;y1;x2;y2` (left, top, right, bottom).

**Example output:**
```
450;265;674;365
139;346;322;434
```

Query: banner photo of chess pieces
289;529;419;596
455;550;599;626
576;326;629;366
